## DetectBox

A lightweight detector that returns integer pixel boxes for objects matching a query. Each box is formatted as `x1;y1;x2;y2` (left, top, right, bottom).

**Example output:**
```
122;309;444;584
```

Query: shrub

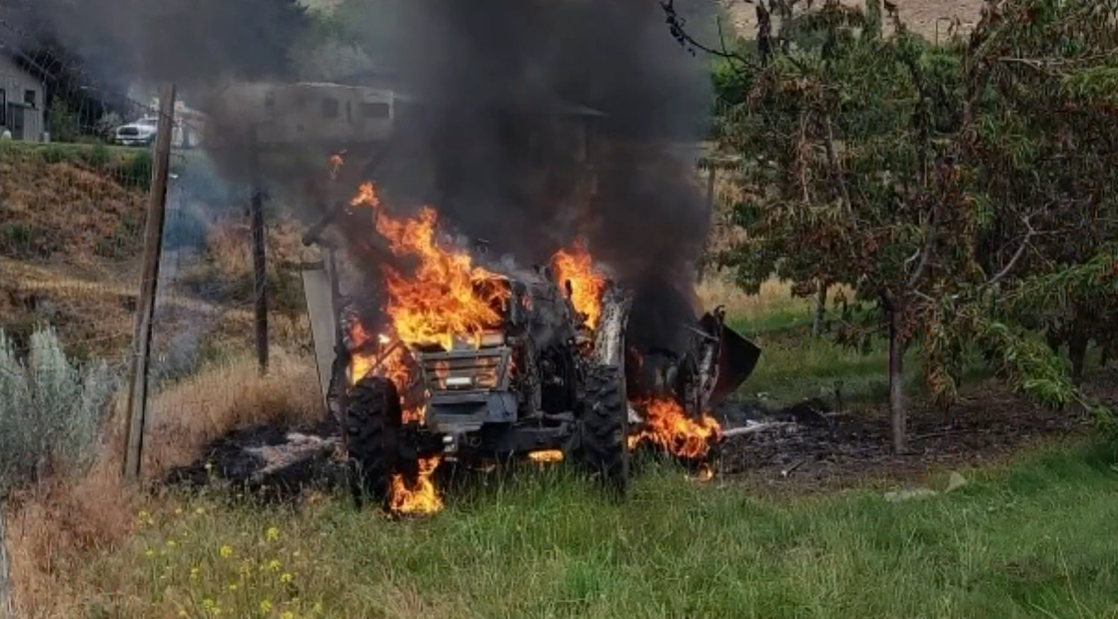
114;150;153;191
0;325;118;494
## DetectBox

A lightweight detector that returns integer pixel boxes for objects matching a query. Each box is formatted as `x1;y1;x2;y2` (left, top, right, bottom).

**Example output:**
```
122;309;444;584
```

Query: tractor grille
417;347;511;392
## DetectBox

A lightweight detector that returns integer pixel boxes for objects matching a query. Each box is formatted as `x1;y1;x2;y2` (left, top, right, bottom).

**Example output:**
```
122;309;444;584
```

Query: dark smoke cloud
375;0;718;348
5;0;308;87
19;0;721;351
396;0;713;267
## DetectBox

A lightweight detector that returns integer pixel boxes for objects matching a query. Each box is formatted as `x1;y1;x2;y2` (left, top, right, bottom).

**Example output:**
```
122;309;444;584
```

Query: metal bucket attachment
703;315;761;406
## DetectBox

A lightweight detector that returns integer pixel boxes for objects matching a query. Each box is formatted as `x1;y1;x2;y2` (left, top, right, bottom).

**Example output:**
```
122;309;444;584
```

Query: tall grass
0;326;117;494
13;442;1118;619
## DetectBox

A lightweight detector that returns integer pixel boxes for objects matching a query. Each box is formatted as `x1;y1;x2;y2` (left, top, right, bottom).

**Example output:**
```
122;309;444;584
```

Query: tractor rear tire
345;376;402;510
577;364;631;497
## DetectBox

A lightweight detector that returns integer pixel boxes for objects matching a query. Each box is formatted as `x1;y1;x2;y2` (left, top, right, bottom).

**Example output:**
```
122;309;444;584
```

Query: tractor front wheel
576;364;631;497
345;376;402;510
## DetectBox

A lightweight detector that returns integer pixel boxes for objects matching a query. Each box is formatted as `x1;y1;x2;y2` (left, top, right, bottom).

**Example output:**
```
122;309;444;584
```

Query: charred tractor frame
277;81;760;511
303;227;759;511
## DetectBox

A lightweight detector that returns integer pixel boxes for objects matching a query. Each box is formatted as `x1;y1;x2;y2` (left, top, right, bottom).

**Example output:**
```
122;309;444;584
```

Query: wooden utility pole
123;83;176;481
248;126;269;375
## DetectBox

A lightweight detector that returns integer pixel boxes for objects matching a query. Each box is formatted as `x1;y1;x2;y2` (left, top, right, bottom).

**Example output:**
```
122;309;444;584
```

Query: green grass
0;140;156;190
0;140;141;165
729;302;1010;408
65;442;1118;619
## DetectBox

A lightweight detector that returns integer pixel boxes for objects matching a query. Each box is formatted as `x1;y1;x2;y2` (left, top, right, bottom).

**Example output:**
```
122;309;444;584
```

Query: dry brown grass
3;349;323;618
141;350;323;476
696;276;809;321
0;159;146;262
719;0;982;42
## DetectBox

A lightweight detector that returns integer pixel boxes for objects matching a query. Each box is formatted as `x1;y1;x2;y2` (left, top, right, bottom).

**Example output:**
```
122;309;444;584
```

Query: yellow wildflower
280;612;295;619
259;600;273;614
312;602;323;614
279;572;294;584
219;545;234;559
266;526;280;542
144;548;155;558
166;539;178;548
190;567;200;581
227;583;238;592
266;559;281;572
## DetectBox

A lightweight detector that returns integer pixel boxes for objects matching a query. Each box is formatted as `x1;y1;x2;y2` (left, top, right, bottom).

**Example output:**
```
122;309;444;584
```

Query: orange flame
689;464;715;482
351;182;510;351
628;398;722;460
551;242;606;330
527;450;564;463
388;456;443;515
329;152;345;180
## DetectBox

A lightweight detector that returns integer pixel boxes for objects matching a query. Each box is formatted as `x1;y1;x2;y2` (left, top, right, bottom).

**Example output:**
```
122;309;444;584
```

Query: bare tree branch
659;0;760;72
987;216;1037;286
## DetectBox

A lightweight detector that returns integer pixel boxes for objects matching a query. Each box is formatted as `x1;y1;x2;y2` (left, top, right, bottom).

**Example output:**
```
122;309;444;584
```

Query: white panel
301;267;337;413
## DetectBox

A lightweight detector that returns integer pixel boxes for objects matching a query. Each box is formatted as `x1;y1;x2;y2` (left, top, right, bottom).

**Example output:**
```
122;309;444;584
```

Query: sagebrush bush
0;325;118;493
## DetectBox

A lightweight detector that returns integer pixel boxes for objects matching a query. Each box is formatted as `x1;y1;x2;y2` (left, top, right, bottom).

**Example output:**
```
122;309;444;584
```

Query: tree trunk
812;283;828;337
888;307;907;454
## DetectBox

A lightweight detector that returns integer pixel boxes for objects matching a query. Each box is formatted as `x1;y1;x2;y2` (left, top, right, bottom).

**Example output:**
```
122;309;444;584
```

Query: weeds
0;325;118;494
11;444;1118;619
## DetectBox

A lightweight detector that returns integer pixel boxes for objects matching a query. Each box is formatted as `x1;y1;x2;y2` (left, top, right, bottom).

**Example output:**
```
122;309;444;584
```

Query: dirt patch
716;373;1115;495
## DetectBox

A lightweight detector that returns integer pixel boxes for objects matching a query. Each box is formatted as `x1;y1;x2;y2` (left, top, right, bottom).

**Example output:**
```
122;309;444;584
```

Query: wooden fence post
248;126;269;375
123;83;176;481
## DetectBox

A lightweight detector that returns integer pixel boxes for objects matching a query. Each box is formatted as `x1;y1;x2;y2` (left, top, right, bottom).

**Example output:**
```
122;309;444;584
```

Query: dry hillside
720;0;983;42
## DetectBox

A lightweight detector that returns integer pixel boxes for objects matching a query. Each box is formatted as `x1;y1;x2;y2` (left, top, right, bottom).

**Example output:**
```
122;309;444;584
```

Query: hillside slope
720;0;982;42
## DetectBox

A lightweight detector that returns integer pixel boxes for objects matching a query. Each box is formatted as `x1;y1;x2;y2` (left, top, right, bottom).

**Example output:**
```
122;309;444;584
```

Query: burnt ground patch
714;371;1118;495
161;371;1115;503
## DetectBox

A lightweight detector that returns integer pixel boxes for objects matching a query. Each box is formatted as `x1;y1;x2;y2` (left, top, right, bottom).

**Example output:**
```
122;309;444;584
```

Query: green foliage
709;0;1118;435
113;150;153;191
47;98;82;144
0;325;118;494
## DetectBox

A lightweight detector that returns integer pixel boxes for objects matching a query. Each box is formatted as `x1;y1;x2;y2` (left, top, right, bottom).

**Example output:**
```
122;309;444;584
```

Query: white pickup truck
113;116;159;147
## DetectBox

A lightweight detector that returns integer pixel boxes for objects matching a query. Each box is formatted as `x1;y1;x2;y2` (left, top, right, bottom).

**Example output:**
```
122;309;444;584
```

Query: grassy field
19;441;1118;619
700;277;953;407
3;275;1112;619
4;144;1116;618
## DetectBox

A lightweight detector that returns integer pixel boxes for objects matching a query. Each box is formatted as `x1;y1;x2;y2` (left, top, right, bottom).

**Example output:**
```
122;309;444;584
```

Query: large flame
388;456;444;515
352;182;510;351
628;398;723;460
345;180;516;516
551;242;606;329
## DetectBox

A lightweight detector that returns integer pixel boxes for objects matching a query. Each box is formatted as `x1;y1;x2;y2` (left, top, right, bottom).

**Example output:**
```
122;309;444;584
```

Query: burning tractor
301;180;760;516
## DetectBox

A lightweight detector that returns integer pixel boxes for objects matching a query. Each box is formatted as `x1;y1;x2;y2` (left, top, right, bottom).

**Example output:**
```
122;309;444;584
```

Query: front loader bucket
705;316;761;406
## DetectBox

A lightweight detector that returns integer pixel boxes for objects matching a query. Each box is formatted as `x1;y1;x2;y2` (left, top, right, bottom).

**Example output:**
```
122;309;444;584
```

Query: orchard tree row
671;0;1118;451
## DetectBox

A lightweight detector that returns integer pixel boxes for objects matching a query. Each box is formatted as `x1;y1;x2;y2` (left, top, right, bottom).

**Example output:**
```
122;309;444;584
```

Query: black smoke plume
17;0;721;356
375;0;717;352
